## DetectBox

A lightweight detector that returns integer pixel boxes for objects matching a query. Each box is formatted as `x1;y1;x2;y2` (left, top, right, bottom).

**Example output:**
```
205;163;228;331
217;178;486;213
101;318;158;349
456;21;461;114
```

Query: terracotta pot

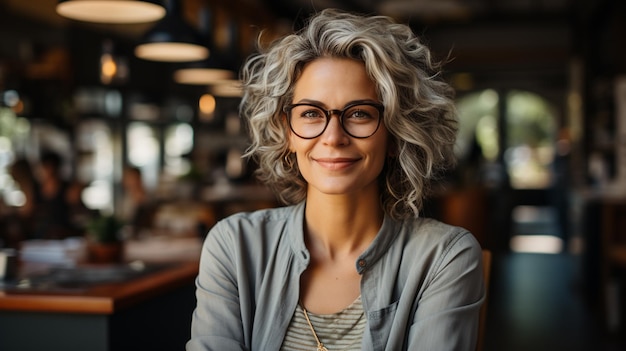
87;242;124;263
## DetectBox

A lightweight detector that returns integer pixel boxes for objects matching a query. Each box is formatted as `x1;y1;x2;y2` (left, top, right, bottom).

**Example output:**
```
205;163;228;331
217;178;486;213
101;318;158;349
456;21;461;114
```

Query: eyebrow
293;99;380;108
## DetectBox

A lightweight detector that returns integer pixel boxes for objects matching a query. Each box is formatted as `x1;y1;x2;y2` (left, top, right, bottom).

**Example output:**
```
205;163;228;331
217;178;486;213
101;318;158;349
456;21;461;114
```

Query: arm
186;222;249;351
407;234;485;350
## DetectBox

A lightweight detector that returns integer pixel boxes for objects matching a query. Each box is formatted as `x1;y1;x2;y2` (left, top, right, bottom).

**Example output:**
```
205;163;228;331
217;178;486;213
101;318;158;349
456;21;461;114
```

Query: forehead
292;57;377;103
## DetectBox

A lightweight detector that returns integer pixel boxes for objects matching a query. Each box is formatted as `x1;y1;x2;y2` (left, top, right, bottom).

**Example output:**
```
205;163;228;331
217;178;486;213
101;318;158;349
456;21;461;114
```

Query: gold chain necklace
301;304;329;351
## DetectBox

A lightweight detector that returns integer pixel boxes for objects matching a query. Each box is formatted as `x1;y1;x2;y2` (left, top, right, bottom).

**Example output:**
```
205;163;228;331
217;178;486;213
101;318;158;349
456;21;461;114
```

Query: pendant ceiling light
173;59;235;85
134;0;209;62
56;0;166;24
174;16;239;85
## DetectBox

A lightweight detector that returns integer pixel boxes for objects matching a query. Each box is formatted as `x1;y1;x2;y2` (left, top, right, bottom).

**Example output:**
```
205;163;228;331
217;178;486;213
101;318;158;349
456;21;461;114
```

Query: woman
187;9;484;351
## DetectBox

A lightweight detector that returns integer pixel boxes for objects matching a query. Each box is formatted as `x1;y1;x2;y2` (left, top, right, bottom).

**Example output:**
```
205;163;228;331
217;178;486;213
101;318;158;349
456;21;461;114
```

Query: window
455;89;557;189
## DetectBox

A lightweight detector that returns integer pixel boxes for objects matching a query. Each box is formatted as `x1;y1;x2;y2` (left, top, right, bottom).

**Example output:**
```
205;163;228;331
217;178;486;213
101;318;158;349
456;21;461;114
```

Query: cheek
374;141;392;170
373;151;389;172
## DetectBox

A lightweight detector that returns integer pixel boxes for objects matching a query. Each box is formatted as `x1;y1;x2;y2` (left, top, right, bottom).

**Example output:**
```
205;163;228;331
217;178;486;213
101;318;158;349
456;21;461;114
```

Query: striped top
280;296;366;351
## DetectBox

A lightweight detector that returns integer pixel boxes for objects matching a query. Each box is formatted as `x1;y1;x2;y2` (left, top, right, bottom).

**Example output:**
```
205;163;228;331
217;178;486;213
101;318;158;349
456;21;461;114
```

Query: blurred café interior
0;0;626;350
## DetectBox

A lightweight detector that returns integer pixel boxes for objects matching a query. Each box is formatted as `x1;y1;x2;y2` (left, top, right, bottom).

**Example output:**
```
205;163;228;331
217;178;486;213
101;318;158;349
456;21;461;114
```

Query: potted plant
86;214;124;263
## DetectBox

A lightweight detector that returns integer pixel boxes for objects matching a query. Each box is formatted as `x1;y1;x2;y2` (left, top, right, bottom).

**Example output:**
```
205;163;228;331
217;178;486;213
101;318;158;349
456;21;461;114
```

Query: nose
320;111;349;145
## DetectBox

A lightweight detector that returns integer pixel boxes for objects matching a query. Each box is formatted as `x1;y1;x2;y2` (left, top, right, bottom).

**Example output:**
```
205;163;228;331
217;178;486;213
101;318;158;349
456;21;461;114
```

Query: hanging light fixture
173;15;239;84
134;0;209;62
173;66;234;85
56;0;166;24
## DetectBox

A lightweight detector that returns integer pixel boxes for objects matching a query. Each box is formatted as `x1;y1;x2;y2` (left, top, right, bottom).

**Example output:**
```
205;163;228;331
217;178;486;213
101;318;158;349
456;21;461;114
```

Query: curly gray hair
240;8;458;219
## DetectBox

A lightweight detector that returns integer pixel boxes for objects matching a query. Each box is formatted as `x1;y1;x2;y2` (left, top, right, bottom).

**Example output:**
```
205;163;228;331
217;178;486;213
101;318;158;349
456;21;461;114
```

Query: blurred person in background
30;150;76;239
65;179;97;237
119;165;154;238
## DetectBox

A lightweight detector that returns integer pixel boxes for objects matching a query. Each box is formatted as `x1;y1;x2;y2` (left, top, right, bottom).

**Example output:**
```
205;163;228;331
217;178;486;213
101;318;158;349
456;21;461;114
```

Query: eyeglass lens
288;103;382;139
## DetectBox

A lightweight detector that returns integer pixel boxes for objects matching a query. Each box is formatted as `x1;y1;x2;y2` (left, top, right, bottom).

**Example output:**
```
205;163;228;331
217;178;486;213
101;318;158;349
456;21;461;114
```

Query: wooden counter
0;258;200;351
0;260;198;314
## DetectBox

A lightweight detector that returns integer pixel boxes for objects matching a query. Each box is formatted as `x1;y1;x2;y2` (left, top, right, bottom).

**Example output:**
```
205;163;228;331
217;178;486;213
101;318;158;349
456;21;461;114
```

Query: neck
304;187;384;260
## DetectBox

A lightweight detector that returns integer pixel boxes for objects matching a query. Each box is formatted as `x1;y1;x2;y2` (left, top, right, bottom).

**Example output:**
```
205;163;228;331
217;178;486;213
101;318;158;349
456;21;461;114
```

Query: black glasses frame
283;102;384;139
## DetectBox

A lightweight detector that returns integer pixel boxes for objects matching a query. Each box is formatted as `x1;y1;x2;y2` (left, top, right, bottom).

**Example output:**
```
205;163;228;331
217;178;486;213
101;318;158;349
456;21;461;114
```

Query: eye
345;106;376;121
295;105;325;120
302;109;323;118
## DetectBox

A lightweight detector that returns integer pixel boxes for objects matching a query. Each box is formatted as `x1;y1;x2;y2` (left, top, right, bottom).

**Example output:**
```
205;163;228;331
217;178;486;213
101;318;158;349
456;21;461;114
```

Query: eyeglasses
284;102;384;139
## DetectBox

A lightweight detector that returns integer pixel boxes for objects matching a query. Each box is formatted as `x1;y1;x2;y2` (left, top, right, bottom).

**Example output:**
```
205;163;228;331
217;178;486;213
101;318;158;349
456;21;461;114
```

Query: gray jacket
187;202;485;351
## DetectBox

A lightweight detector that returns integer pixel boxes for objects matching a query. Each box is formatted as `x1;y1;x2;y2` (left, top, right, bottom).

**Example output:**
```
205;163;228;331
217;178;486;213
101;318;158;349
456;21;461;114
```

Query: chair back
476;250;492;351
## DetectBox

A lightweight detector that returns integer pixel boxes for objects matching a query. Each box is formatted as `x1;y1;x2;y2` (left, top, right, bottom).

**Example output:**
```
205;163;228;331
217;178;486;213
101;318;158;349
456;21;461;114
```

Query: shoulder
397;216;481;260
199;204;304;271
205;204;301;245
387;217;483;287
215;205;297;231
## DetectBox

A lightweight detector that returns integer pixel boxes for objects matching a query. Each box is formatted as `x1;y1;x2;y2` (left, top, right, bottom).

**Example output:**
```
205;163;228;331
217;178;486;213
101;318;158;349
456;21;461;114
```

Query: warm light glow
100;53;117;84
174;68;234;85
135;42;209;62
199;94;216;116
56;0;166;24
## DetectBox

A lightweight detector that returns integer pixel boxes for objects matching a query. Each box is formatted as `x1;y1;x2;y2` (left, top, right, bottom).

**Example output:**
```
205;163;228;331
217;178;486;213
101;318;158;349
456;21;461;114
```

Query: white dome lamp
56;0;166;24
134;0;209;62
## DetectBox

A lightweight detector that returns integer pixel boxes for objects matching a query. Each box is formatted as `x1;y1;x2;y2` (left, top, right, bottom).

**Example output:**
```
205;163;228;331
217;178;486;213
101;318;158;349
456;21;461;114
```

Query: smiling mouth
314;158;360;170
